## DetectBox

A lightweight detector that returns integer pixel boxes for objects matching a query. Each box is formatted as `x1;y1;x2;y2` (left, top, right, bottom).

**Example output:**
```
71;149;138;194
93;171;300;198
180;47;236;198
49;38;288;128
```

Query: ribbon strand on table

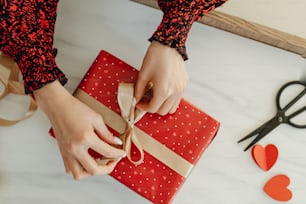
0;52;37;126
74;83;194;178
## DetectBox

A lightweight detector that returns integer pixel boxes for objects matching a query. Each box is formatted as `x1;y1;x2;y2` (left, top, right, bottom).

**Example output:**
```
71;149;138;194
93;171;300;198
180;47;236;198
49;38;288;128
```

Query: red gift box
50;50;220;204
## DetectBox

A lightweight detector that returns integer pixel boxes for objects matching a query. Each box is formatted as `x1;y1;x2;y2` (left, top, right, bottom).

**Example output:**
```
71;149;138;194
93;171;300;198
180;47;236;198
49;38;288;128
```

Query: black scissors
238;81;306;151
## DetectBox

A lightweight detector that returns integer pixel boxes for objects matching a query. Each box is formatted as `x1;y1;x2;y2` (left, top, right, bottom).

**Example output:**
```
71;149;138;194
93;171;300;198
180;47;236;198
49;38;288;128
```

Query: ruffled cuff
149;10;197;61
0;0;67;94
16;47;67;94
149;0;207;61
150;0;228;60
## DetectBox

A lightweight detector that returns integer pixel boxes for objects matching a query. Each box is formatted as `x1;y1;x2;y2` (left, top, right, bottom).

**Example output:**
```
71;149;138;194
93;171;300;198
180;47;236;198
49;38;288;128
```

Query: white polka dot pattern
72;51;220;204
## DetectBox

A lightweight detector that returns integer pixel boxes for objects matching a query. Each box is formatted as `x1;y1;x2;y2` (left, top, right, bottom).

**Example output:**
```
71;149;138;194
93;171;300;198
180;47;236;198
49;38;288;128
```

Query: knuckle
88;167;100;176
138;70;149;79
159;89;169;98
147;106;159;113
169;108;177;114
157;110;168;116
101;148;112;157
106;166;115;174
79;134;91;144
66;142;78;154
65;135;90;154
96;114;104;123
176;83;186;93
73;173;81;181
169;110;175;114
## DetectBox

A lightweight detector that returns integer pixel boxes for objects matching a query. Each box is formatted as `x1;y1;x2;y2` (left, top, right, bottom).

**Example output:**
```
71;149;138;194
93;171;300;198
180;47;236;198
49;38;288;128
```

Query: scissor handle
276;81;306;128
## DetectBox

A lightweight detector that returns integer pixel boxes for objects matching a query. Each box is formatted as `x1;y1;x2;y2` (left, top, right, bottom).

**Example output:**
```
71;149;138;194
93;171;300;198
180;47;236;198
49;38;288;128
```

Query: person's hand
135;41;188;115
34;81;125;180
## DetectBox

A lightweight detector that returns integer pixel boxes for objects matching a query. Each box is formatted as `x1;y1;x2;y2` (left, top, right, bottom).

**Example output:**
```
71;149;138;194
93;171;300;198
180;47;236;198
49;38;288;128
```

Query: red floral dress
0;0;227;94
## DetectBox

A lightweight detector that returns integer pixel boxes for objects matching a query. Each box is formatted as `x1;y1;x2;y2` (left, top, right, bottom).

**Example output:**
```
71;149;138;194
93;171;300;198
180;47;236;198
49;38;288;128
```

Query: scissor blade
237;117;276;143
243;117;280;151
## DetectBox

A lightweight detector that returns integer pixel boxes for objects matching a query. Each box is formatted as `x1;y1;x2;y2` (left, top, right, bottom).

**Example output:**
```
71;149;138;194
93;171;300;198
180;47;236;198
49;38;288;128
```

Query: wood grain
131;0;306;58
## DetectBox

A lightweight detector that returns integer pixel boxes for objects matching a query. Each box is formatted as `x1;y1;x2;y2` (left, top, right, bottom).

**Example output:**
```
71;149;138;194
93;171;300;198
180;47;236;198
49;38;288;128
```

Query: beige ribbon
117;83;146;165
74;83;194;177
0;52;37;126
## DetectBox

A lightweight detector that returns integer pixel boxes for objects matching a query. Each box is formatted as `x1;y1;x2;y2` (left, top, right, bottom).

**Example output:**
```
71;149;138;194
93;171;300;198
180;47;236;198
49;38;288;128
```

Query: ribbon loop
0;52;37;126
117;83;146;165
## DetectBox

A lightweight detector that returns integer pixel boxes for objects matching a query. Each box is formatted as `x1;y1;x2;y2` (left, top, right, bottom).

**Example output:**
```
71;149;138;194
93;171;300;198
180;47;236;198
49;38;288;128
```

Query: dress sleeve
150;0;228;60
0;0;67;94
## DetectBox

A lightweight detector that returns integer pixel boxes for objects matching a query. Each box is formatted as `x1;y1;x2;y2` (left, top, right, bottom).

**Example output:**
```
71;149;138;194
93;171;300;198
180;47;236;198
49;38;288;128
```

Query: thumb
94;116;122;146
135;77;149;104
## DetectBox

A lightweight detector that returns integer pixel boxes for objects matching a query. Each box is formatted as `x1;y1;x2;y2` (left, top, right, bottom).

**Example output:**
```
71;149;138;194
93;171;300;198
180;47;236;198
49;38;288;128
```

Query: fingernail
114;137;123;145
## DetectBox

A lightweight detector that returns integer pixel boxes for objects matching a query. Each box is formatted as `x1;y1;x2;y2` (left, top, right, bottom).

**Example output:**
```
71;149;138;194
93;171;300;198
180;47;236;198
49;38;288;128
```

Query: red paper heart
251;144;278;171
264;174;292;201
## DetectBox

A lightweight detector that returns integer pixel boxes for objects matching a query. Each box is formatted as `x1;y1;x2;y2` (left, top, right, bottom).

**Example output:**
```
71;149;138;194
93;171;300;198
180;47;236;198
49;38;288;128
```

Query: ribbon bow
117;83;146;165
0;52;37;126
74;84;194;177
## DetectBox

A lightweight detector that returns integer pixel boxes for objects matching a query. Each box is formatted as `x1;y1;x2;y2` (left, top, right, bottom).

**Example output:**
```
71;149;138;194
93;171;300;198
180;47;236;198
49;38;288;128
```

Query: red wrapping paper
50;50;220;203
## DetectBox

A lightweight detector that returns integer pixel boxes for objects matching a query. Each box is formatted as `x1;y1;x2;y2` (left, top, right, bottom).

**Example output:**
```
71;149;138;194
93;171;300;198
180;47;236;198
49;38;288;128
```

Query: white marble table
1;0;306;203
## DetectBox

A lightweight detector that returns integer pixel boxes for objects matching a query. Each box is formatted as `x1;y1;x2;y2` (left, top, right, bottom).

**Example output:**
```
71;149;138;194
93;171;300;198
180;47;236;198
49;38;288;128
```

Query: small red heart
251;144;278;171
264;174;293;201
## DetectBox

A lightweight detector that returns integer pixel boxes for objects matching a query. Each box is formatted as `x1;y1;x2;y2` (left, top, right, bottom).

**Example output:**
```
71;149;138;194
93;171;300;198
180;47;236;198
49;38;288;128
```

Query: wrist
149;36;187;61
149;41;183;60
33;80;71;113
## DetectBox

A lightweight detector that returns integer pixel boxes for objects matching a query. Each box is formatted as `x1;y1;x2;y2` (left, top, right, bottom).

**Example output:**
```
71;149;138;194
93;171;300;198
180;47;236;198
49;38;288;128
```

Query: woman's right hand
34;80;125;180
